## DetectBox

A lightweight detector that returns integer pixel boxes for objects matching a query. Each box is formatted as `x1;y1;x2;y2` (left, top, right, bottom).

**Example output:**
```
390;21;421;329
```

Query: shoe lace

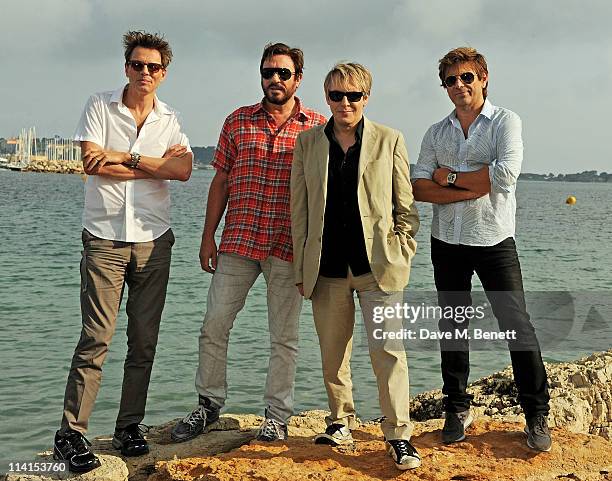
182;405;205;427
533;416;549;435
260;418;284;438
66;431;92;453
393;440;417;458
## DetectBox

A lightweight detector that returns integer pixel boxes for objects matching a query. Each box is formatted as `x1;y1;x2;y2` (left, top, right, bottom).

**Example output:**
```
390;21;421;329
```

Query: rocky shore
24;159;83;174
4;350;611;481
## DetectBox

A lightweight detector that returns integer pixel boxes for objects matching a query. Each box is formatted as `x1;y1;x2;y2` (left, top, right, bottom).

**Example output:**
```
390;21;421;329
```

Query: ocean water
0;169;610;464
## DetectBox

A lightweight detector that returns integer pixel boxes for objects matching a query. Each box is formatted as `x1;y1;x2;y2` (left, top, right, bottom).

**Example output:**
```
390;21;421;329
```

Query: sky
1;0;610;174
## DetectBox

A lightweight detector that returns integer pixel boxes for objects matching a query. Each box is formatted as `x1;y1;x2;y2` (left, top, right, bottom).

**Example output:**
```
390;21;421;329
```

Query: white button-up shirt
74;86;191;242
412;99;523;246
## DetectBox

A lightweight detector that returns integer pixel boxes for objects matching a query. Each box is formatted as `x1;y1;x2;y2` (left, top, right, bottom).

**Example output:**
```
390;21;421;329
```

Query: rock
3;454;127;481
24;159;83;174
150;420;612;481
5;351;611;481
411;350;612;440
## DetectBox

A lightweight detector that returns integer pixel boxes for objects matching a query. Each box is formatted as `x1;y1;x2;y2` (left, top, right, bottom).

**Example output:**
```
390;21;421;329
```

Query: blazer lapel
358;117;377;182
314;128;330;192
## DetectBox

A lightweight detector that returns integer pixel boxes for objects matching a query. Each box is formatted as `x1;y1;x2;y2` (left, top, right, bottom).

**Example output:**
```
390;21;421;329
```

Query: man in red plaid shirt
172;43;326;443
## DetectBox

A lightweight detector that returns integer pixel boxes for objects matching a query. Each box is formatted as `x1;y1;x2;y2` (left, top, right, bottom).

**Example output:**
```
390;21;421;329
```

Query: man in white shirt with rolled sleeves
412;47;551;453
53;30;192;473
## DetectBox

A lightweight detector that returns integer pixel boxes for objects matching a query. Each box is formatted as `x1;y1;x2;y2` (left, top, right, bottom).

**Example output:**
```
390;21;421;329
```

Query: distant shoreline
1;157;610;183
518;171;611;183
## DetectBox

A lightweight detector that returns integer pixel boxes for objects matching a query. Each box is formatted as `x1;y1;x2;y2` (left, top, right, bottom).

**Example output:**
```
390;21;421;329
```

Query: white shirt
412;99;523;246
74;86;191;242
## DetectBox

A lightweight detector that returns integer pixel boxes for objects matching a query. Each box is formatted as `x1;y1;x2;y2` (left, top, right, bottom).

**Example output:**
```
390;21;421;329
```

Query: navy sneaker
525;414;552;452
171;397;220;442
256;418;288;441
442;409;474;444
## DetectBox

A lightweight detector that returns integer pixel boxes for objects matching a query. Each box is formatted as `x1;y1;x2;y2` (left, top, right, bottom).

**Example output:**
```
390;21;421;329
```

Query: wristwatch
447;172;457;186
125;152;141;169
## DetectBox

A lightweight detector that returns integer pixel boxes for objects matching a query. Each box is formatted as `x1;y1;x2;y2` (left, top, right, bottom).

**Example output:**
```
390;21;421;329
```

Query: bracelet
126;152;141;169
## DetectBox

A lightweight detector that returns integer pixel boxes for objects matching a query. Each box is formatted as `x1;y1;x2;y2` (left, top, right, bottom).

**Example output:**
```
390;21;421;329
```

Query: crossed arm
413;166;490;204
412;128;490;204
81;141;193;181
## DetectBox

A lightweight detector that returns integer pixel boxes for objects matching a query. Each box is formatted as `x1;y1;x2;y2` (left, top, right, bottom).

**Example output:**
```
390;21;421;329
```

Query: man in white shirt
53;31;192;473
412;47;551;452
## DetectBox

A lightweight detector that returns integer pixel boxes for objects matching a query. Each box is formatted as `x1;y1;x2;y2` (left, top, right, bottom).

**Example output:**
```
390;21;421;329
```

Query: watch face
447;172;457;184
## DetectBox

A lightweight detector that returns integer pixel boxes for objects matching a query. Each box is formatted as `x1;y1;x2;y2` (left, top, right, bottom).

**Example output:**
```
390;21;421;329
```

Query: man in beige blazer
290;63;421;471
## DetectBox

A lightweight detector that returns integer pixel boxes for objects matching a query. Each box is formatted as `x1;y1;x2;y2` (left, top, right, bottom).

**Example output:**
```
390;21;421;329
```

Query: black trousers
431;236;550;417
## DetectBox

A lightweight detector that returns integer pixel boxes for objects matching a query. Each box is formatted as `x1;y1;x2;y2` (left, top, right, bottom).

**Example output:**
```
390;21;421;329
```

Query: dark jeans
431;236;550;417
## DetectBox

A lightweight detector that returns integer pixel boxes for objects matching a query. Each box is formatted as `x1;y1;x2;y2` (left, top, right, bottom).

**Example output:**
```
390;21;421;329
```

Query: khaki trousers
195;254;302;423
311;270;413;440
61;228;174;433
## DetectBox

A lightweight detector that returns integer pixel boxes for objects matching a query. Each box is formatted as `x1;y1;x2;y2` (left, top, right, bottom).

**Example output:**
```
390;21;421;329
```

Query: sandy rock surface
4;351;610;481
152;419;612;481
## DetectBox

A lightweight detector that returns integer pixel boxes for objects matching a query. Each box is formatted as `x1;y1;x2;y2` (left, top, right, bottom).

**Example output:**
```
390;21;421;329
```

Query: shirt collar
110;84;170;117
480;98;494;119
254;96;310;121
447;98;495;129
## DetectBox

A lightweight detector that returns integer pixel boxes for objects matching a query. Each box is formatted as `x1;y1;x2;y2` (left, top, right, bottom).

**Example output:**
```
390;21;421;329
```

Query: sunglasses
127;60;164;74
261;68;295;81
443;72;475;87
328;91;364;102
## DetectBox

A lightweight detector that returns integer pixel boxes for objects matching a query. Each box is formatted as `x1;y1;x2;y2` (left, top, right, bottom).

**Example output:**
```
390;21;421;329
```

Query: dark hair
438;47;488;98
260;43;304;76
123;31;173;68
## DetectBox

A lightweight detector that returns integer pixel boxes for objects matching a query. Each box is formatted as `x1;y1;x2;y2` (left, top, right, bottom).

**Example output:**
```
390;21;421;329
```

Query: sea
0;168;610;464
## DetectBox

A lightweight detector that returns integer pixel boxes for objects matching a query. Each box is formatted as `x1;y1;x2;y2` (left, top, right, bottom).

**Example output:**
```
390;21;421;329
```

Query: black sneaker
442;409;474;444
314;423;353;446
112;424;149;456
387;439;421;470
53;429;101;473
524;414;552;452
171;397;220;443
256;418;288;442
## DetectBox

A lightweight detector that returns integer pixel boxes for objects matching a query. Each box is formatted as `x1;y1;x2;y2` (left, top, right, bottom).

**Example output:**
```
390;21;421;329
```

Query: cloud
1;0;611;172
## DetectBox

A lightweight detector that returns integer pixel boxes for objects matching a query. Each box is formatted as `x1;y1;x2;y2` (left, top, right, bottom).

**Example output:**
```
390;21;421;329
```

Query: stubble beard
263;83;296;106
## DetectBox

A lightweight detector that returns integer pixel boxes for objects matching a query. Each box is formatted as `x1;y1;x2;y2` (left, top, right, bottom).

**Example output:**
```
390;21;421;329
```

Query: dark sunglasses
127;60;164;73
443;72;475;87
261;68;295;81
328;91;364;102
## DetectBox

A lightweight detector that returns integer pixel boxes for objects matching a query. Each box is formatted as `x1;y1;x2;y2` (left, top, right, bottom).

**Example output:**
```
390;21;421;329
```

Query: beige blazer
291;117;420;299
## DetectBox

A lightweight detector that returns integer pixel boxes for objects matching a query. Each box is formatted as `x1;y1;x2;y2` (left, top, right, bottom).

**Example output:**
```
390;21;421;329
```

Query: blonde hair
324;62;372;95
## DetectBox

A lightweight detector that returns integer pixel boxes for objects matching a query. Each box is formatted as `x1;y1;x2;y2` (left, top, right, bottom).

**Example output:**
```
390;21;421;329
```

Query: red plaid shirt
212;98;326;262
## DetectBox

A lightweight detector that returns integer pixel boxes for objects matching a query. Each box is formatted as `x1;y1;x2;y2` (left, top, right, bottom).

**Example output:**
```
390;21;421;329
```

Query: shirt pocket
465;129;495;166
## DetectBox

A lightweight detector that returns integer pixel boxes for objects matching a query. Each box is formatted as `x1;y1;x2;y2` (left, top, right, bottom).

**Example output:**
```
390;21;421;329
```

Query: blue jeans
431;236;550;417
